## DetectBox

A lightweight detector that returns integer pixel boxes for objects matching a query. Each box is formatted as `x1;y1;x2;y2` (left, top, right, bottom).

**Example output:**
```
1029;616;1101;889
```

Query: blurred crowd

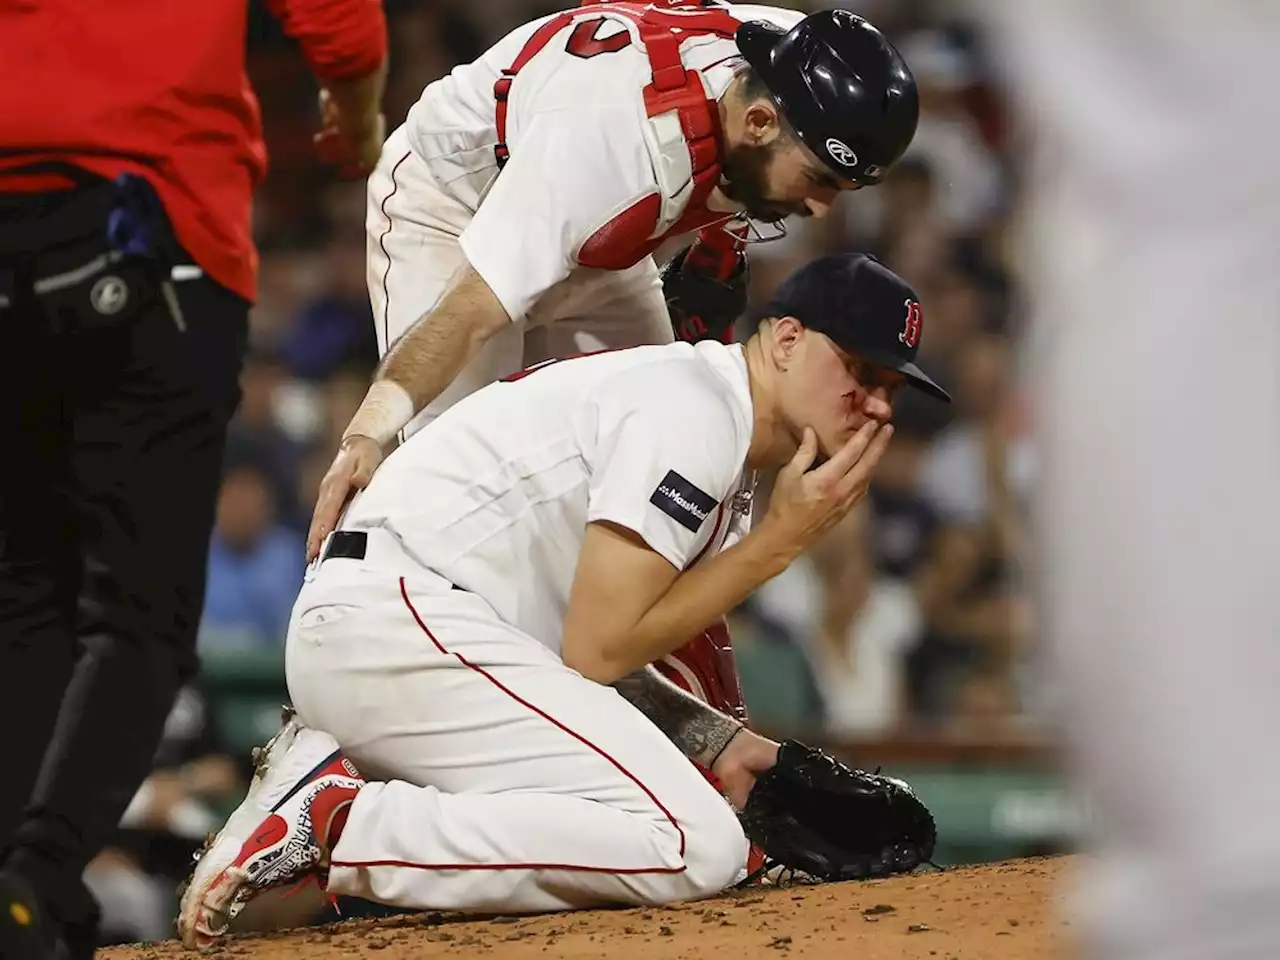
722;8;1037;742
88;0;1041;945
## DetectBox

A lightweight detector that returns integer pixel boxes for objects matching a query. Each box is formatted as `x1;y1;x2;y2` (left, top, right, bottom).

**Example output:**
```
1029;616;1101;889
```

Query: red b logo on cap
900;299;923;349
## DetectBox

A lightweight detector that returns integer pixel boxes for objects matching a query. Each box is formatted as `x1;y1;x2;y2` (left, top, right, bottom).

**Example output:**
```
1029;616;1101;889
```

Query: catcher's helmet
735;10;919;186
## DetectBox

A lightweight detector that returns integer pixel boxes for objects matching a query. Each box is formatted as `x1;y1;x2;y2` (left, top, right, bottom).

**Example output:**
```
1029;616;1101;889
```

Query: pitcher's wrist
745;516;804;574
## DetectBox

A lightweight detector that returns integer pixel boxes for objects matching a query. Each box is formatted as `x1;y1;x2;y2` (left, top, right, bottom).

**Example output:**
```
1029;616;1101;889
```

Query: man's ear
741;98;782;147
770;316;803;367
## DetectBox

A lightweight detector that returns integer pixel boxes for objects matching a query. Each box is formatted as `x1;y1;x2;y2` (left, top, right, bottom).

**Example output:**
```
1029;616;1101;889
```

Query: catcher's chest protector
657;620;749;725
492;0;740;269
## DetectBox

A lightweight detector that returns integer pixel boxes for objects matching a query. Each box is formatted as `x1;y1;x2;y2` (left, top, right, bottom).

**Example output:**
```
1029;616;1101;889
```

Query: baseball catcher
303;3;923;799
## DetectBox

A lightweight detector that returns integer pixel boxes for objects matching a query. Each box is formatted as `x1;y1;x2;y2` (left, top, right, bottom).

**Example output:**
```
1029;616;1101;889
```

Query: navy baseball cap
765;253;951;403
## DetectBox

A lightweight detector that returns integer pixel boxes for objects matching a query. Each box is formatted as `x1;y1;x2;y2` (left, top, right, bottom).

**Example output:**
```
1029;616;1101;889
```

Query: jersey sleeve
585;369;744;571
458;107;661;324
266;0;387;82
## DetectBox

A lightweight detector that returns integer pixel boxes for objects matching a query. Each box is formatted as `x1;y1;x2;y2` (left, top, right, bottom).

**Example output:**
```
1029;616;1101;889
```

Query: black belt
320;530;463;591
321;530;368;561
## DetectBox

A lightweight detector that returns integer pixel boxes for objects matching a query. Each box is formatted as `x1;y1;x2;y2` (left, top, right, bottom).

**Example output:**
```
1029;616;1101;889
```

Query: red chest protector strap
493;1;740;265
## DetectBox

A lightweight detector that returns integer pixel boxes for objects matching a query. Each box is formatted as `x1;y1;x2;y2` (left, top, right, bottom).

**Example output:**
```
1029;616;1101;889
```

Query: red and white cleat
176;708;363;949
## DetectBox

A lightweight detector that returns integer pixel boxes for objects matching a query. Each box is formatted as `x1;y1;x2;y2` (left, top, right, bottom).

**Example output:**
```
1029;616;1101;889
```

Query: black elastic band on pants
321;530;368;561
320;529;462;591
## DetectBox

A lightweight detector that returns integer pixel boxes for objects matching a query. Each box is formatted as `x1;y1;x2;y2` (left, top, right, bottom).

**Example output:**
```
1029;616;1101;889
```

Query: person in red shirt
0;3;387;958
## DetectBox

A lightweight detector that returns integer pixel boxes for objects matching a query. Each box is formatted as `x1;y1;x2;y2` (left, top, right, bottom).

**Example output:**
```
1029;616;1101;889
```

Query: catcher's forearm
346;265;509;445
613;666;743;769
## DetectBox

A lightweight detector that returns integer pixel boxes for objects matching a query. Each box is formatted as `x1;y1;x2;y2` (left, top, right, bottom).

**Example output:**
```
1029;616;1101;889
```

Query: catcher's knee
676;792;749;900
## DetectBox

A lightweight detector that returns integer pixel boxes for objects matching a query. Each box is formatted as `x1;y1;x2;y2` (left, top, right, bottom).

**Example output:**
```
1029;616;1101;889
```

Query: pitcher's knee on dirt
667;786;749;903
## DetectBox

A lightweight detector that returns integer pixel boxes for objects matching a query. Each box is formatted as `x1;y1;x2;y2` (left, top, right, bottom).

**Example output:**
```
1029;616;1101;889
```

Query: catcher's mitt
660;237;748;344
739;740;937;882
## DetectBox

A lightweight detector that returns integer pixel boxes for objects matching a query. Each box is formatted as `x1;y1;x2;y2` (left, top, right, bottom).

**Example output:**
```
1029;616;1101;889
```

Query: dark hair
733;63;798;141
736;63;772;102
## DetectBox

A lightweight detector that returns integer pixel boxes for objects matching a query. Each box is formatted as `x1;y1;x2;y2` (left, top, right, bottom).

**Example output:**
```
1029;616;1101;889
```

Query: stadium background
86;0;1075;946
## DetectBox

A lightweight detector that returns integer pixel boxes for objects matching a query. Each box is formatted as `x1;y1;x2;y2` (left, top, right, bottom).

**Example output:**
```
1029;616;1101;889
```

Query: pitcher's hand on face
306;435;384;562
761;421;893;557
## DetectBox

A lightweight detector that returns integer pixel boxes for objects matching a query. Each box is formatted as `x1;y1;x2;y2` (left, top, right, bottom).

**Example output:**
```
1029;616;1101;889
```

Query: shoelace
734;857;803;889
733;847;944;891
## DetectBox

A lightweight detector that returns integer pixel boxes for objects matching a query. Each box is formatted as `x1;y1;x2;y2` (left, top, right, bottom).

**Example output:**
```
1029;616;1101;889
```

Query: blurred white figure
972;2;1280;958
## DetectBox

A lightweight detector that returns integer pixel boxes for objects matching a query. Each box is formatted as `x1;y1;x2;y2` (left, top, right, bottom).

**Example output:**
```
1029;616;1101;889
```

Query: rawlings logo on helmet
824;138;858;168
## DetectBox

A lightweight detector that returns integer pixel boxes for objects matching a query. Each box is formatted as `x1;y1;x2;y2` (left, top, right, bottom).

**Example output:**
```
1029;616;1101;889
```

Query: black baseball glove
660;240;749;344
739;740;937;882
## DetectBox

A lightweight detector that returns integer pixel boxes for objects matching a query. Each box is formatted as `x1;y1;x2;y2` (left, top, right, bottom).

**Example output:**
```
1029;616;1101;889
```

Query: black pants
0;176;247;929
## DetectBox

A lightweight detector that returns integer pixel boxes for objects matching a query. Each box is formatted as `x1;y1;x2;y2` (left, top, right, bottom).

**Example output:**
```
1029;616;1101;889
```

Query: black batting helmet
735;10;919;186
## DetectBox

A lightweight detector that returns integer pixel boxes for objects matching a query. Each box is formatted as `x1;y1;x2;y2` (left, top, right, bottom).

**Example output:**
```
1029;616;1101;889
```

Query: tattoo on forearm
614;666;742;768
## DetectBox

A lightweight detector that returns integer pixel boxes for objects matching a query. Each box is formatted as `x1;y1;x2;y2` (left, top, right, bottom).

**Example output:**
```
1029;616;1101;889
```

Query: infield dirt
101;855;1080;960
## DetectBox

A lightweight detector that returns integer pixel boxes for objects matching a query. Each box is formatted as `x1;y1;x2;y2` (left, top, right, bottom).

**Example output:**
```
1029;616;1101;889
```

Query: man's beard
720;141;805;223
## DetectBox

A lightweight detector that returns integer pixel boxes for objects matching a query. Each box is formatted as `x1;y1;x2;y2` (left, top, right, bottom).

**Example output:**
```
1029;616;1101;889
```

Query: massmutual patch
649;470;717;533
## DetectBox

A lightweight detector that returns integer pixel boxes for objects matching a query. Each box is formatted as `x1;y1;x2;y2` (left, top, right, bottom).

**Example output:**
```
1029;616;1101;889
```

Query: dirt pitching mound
102;855;1074;960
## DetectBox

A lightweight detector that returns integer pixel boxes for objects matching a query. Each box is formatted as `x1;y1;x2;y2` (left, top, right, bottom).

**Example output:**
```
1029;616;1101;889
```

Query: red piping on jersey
375;151;413;445
326;857;686;876
498;344;640;383
329;578;690;877
376;151;412;358
492;0;740;270
687;504;726;568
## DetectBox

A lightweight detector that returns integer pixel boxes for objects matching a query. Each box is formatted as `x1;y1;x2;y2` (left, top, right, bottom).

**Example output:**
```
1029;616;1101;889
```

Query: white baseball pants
365;124;673;440
974;2;1280;958
284;552;749;914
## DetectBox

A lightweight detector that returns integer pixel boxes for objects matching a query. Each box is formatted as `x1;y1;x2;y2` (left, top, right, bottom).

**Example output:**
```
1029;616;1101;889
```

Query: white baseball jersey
397;3;804;325
340;339;756;651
